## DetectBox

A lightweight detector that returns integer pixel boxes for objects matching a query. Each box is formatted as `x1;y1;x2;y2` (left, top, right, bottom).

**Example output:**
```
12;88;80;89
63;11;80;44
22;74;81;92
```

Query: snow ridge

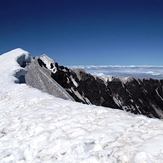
1;49;163;162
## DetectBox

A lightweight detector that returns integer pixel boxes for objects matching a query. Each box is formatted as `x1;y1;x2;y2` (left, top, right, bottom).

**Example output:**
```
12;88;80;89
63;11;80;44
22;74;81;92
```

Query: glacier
1;48;163;162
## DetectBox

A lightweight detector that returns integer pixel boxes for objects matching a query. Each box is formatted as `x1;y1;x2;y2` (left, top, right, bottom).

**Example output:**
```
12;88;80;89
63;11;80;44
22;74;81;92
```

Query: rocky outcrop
51;66;118;108
25;57;74;101
25;55;163;119
107;78;163;118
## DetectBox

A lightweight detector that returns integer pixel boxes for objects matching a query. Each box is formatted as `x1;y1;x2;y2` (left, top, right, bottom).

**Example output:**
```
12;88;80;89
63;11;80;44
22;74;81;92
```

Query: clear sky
0;0;163;65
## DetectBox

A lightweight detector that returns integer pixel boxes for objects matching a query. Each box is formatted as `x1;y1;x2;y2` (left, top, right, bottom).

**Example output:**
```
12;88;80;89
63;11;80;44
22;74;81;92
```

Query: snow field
0;49;163;162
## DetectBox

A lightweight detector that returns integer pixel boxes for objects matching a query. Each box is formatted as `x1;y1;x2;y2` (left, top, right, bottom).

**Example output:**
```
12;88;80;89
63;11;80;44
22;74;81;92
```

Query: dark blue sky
0;0;163;65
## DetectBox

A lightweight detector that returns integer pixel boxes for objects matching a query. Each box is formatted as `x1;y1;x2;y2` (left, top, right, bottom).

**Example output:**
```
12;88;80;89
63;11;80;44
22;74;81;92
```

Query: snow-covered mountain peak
0;48;31;86
1;49;163;162
0;48;31;68
2;48;29;57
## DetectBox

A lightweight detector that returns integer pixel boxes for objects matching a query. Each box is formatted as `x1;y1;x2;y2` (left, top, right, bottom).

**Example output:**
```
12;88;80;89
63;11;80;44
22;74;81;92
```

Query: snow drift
1;48;163;162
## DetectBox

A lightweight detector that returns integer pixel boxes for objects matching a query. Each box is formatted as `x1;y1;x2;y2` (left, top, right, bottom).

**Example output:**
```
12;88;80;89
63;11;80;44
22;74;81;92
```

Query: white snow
1;48;163;162
39;54;57;73
155;88;163;101
70;75;78;87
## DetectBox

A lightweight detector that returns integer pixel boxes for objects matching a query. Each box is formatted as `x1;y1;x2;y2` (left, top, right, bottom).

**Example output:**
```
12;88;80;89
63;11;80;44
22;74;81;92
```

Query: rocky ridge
25;55;163;119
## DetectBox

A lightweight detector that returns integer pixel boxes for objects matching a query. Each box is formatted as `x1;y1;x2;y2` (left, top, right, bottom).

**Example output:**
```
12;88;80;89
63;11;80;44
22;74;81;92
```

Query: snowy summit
1;48;163;162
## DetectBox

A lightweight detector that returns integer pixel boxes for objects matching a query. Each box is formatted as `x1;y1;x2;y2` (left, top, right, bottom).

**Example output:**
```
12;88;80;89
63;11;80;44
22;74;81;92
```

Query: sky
0;0;163;65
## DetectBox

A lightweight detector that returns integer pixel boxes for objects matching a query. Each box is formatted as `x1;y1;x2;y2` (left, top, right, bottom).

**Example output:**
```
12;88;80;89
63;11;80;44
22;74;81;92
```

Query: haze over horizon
0;0;163;65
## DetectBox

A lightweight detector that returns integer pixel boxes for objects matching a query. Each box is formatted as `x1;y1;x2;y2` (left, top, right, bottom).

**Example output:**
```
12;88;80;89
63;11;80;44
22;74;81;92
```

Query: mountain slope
25;56;74;101
1;49;163;162
32;55;163;119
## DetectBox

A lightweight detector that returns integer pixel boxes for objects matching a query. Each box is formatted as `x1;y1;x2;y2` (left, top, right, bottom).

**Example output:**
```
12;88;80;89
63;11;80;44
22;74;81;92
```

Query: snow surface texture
71;65;163;79
1;49;163;162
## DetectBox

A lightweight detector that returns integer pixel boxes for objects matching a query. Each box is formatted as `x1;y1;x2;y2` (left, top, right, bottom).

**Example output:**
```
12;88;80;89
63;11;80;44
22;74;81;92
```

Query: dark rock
26;55;163;119
37;58;47;68
25;58;74;101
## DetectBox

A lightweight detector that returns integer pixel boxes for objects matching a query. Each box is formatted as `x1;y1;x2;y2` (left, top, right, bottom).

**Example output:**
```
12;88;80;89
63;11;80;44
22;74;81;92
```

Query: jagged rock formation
25;55;163;119
3;48;163;162
25;56;74;101
107;78;163;118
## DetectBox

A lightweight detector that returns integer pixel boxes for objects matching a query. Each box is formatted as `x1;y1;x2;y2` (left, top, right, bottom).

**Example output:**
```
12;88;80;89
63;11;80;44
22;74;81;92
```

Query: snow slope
1;49;163;162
